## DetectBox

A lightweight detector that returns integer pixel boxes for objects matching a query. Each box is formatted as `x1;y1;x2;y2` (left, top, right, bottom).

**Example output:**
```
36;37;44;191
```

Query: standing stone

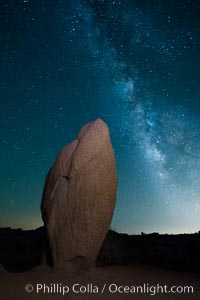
41;119;118;271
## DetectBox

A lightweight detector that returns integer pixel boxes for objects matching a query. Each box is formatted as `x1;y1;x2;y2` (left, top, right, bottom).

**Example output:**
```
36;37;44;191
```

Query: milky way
0;0;200;233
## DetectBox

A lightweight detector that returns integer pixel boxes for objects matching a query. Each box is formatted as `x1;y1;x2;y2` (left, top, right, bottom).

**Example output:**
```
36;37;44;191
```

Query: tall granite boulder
41;119;118;271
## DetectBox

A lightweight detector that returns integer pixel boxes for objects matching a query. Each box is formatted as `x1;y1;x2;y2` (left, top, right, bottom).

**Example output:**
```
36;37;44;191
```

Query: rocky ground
1;265;200;299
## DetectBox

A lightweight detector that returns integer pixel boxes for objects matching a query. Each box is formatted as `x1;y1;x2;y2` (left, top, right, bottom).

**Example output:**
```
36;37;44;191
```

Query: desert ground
1;265;199;300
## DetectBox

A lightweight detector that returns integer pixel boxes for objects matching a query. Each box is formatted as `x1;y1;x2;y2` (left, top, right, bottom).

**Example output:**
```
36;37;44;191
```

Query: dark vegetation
0;227;200;274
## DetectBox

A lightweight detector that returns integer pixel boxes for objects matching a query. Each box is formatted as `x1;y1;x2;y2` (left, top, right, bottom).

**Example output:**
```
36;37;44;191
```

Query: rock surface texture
41;119;118;271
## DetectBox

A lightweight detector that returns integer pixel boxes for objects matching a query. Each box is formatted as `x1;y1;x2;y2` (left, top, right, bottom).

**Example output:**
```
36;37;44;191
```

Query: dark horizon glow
0;0;200;234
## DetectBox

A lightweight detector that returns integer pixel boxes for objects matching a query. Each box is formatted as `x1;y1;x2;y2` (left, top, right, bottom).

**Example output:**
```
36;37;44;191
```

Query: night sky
1;0;200;234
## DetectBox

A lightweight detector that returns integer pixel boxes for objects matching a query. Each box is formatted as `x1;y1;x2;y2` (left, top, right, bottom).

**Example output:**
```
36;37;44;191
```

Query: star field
0;0;200;233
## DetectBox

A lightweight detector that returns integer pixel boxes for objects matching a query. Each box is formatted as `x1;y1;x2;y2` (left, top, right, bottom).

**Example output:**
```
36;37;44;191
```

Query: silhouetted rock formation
0;227;45;272
97;230;200;273
1;227;200;274
41;119;118;271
